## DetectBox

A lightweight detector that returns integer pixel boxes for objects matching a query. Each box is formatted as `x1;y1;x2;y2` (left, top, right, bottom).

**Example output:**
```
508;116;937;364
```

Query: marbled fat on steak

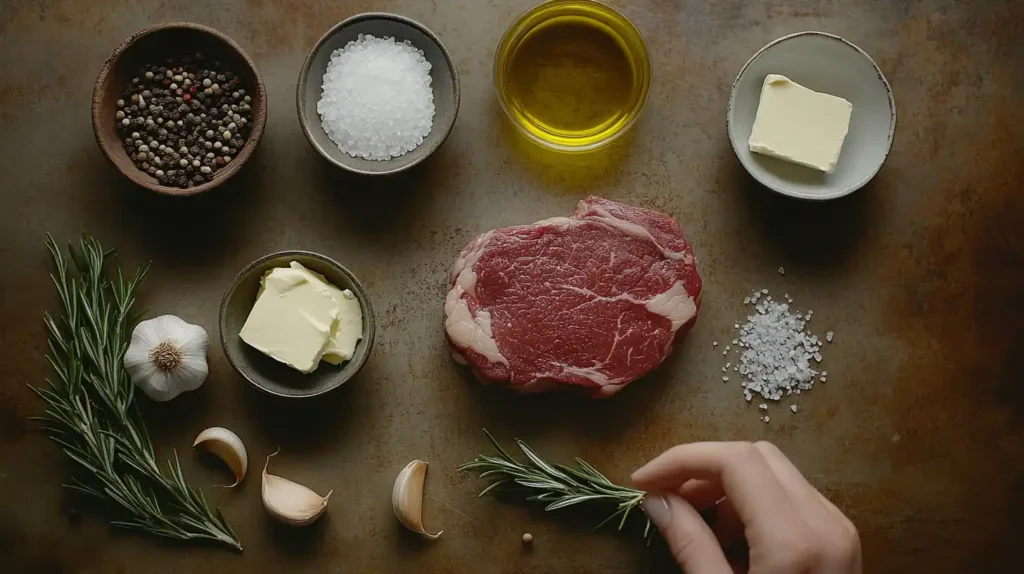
445;197;702;397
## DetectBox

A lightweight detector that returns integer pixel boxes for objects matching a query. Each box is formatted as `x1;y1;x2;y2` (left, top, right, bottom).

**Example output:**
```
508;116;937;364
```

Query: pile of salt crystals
726;289;828;404
318;34;435;161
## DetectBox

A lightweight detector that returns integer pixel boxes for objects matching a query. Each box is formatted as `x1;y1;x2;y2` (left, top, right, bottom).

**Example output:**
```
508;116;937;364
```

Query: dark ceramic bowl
219;251;376;398
296;13;460;176
92;22;267;196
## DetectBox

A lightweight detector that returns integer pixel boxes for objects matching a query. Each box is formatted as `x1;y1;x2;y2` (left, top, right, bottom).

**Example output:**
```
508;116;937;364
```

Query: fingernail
641;493;672;528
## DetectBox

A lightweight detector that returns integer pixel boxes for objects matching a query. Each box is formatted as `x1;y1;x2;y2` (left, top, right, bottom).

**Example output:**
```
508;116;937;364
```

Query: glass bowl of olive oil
495;0;650;152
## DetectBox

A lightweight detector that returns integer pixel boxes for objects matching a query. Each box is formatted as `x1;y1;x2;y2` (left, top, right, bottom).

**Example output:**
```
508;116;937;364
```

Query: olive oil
495;1;650;151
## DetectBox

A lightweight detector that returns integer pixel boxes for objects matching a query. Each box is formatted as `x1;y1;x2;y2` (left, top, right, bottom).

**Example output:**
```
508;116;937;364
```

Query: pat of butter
310;272;363;365
748;74;853;174
240;263;341;373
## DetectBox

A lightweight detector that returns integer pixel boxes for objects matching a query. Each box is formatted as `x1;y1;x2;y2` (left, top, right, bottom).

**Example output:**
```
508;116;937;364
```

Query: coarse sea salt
318;34;435;161
726;289;826;403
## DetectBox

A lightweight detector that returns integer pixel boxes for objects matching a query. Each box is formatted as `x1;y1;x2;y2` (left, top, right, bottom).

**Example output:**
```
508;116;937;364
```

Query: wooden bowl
92;22;267;196
219;251;376;399
296;13;460;176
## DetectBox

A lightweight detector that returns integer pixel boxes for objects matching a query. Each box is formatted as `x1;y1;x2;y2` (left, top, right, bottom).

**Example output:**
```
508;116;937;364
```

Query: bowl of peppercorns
92;22;267;196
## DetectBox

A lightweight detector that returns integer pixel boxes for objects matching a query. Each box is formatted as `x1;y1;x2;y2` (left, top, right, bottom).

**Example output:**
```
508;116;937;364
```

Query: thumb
643;492;732;574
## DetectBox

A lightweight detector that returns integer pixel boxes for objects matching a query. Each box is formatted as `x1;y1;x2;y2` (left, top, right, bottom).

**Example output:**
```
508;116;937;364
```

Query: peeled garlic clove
193;427;248;487
393;460;442;539
262;452;331;526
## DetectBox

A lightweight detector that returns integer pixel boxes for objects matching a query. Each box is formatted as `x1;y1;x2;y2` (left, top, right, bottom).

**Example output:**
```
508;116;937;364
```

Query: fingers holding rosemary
633;441;862;574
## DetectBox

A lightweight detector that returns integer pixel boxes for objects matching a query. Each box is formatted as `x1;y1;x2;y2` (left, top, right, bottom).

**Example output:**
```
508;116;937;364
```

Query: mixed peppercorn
115;54;253;189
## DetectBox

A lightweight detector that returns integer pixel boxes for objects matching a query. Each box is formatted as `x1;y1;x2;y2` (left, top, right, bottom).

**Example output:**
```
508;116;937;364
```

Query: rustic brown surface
1;1;1022;572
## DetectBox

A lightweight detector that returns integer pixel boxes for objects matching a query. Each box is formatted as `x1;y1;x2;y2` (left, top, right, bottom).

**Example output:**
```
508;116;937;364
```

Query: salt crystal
318;34;435;161
722;376;729;381
778;266;785;275
730;289;828;403
826;331;834;343
759;403;768;410
790;404;798;413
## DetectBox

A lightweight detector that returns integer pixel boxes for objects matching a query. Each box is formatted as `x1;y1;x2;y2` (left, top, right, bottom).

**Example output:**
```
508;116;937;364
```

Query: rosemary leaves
459;430;649;538
32;234;241;550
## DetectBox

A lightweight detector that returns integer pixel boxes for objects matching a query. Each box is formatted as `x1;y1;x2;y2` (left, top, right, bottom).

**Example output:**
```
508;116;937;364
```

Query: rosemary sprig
459;430;650;538
31;234;241;551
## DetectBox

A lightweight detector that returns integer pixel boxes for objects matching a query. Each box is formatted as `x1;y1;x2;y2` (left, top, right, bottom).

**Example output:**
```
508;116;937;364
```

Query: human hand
632;442;861;574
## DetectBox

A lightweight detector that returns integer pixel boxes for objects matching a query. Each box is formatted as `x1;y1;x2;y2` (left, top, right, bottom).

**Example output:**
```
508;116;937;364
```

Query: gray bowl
296;13;460;176
219;251;376;398
727;31;896;200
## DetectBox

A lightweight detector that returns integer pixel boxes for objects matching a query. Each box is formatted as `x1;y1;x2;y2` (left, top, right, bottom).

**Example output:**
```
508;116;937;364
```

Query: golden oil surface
506;17;634;139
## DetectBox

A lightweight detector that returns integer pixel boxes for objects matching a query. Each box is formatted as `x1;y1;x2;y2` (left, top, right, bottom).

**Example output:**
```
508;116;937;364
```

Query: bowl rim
218;250;377;399
296;12;461;176
726;30;897;201
492;0;651;153
91;21;268;197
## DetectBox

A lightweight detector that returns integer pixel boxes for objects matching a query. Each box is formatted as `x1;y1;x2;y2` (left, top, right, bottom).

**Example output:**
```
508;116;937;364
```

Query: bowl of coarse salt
297;13;460;176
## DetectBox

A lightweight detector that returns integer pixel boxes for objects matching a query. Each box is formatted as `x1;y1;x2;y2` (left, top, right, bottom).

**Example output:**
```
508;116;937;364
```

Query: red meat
445;197;702;397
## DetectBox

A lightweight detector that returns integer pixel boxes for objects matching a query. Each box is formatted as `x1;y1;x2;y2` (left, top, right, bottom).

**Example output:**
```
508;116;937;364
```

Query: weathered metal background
1;1;1022;572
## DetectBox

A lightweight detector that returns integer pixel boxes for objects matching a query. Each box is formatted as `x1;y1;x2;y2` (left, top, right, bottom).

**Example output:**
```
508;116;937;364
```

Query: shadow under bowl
92;22;267;197
296;12;460;176
219;251;376;398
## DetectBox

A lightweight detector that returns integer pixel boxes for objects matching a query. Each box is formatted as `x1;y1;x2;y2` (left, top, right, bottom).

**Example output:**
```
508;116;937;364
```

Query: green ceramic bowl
219;251;375;398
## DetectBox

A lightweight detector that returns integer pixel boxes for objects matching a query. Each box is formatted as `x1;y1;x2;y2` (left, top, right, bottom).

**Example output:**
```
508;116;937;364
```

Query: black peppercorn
117;56;253;189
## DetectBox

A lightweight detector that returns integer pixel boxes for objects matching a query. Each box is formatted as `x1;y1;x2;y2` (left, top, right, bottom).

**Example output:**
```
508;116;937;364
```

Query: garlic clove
193;427;248;487
262;452;331;526
393;460;442;539
124;315;209;402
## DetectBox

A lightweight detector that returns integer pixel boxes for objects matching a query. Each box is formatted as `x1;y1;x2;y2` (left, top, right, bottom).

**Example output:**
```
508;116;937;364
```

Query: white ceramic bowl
727;31;896;200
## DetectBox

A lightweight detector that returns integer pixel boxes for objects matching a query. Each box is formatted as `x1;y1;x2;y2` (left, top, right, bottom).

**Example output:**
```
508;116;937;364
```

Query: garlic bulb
124;315;209;402
393;460;442;539
193;427;248;487
262;452;331;526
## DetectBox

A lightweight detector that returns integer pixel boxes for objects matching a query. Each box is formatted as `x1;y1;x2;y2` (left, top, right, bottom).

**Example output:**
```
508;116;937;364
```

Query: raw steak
445;196;702;397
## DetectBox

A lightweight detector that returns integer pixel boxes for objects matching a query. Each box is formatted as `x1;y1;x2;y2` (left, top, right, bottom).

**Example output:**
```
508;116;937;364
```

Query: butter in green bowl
219;251;375;398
